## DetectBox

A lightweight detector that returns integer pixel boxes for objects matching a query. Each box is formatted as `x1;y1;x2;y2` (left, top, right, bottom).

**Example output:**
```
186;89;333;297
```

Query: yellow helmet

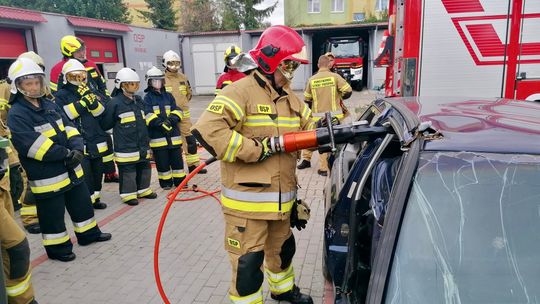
60;35;85;57
224;45;241;66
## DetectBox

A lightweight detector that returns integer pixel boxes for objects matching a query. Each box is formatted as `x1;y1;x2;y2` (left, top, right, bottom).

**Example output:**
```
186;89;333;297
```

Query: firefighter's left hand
316;116;339;128
77;83;90;96
256;137;273;162
290;199;310;231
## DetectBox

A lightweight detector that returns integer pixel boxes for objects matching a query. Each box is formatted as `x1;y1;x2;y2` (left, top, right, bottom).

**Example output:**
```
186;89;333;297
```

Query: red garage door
77;34;119;63
0;28;27;58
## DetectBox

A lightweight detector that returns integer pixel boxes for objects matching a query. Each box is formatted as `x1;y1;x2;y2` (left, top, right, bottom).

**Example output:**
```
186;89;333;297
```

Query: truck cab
325;36;365;91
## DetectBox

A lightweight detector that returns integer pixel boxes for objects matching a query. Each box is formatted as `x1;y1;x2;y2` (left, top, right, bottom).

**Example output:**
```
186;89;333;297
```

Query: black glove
160;120;173;134
316;116;339;128
64;150;84;169
290;199;311;231
255;137;273;162
77;83;90;96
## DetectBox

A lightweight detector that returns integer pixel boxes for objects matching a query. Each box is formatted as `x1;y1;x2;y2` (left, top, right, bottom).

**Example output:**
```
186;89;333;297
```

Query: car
323;96;540;303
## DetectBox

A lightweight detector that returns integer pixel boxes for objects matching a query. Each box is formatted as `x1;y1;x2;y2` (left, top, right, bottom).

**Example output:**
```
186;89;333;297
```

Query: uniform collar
15;94;45;112
165;70;179;77
318;67;330;72
252;70;292;102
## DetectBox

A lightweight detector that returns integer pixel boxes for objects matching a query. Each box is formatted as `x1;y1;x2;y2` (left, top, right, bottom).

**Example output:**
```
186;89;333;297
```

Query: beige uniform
0;82;35;227
192;71;315;302
302;68;352;172
164;70;201;167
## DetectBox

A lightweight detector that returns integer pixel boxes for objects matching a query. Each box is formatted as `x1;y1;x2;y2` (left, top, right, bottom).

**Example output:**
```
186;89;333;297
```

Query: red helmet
249;25;308;74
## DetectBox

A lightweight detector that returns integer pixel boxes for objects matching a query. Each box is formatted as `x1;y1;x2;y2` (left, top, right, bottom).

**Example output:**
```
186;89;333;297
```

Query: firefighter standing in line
54;59;108;209
0;136;38;304
0;51;52;234
100;68;157;206
7;58;111;262
192;25;314;304
50;35;118;183
162;50;207;174
143;67;185;190
215;45;246;95
297;55;352;176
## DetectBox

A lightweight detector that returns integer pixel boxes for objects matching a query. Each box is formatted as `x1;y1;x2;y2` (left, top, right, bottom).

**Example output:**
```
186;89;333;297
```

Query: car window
386;151;540;303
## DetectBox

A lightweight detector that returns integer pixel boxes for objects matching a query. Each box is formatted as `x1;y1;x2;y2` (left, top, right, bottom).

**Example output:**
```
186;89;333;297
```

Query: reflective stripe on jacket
192;70;315;220
143;89;182;150
303;68;352;119
7;95;84;198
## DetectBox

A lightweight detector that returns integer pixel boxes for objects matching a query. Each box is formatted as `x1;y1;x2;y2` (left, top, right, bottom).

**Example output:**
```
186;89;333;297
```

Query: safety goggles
122;81;140;93
278;60;301;81
166;61;181;72
66;71;87;86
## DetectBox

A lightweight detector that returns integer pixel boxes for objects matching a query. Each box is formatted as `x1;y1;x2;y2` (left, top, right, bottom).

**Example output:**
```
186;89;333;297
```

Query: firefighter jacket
164;70;192;117
7;94;84;198
303;67;352;120
192;70;315;220
54;83;109;159
215;69;246;95
99;93;150;165
143;89;183;150
50;59;109;99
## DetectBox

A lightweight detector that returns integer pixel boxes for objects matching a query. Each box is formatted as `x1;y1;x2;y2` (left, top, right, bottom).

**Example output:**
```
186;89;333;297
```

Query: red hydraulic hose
153;156;217;304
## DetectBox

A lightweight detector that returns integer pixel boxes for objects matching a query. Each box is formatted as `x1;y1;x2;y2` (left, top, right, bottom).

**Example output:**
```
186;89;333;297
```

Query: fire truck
376;0;540;101
325;36;365;91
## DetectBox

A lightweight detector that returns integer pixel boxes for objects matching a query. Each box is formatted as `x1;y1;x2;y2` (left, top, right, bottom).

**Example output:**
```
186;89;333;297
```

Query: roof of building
0;6;47;23
66;16;131;32
391;96;540;154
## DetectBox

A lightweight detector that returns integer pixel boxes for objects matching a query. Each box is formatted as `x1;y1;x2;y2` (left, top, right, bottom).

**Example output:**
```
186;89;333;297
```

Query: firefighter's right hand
77;83;90;96
290;199;310;231
80;93;97;107
64;149;84;169
159;120;173;134
256;137;273;162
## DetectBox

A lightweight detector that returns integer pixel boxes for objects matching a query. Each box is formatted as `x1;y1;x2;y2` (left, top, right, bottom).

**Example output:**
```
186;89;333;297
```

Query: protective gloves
256;137;273;162
316;115;339;128
160;120;173;134
64;150;84;169
290;199;311;231
77;83;90;96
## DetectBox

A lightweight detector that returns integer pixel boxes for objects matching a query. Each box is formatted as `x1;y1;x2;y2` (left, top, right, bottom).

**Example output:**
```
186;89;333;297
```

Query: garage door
77;34;119;63
191;42;240;95
0;28;27;58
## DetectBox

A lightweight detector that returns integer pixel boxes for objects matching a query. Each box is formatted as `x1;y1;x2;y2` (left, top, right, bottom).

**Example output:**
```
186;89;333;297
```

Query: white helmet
8;58;46;97
114;68;140;89
62;59;87;85
18;51;45;69
162;50;181;66
145;66;164;80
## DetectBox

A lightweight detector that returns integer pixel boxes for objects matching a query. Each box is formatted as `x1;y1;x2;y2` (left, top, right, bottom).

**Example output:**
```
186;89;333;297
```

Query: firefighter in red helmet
192;25;314;304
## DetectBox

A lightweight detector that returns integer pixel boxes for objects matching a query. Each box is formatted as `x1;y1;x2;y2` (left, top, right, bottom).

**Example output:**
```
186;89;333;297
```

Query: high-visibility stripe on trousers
152;148;185;189
118;160;153;203
82;156;104;206
221;187;296;213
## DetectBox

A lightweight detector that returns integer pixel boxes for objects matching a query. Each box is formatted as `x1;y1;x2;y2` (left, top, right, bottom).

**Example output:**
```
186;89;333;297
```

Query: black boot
125;199;139;206
189;165;207;174
271;285;313;304
24;223;41;234
297;160;311;170
48;252;76;262
141;192;158;199
317;170;328;177
93;198;107;209
79;232;112;246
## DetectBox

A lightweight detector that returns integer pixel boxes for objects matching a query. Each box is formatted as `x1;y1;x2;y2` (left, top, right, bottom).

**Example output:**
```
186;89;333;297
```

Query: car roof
386;96;540;154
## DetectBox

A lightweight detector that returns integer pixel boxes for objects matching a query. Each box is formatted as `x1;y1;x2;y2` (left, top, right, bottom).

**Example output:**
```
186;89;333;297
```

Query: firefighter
0;51;50;234
54;59;108;209
215;45;246;95
297;54;352;176
162;50;207;174
0;136;38;304
100;68;157;206
192;25;314;304
143;67;185;190
7;58;111;262
50;35;118;183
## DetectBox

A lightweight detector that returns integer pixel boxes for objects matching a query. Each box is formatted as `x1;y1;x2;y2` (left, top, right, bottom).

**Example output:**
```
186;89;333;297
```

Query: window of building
376;0;389;11
332;0;344;12
308;0;320;13
90;50;100;58
353;13;366;21
104;51;113;58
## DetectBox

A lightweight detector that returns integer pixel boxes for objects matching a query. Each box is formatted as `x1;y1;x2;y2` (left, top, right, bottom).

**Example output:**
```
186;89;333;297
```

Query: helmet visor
122;81;140;93
150;79;163;90
15;74;46;99
66;70;87;86
166;61;181;72
277;60;301;81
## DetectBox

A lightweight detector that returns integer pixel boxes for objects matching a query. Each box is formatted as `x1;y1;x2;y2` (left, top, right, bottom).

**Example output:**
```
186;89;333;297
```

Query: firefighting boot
297;160;311;170
93;198;107;209
24;223;41;234
125;199;139;206
317;170;328;177
141;192;158;199
188;165;207;174
49;252;76;262
79;232;112;246
270;285;313;304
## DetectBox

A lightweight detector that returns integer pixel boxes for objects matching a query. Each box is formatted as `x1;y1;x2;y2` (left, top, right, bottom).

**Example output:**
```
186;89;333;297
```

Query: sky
257;0;285;25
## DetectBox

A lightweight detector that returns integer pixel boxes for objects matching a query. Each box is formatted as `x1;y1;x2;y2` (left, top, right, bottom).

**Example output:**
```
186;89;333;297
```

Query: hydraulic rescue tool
154;112;388;303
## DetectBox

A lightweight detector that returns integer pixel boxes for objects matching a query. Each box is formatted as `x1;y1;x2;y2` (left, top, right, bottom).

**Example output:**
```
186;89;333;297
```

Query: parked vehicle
323;96;540;303
325;36;365;91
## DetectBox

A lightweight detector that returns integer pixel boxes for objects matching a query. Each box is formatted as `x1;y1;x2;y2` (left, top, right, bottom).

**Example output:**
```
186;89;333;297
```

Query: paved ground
22;90;376;304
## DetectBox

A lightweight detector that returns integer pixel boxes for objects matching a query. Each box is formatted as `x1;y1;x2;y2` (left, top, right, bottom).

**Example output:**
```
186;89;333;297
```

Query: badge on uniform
257;104;272;114
207;103;224;114
227;237;241;249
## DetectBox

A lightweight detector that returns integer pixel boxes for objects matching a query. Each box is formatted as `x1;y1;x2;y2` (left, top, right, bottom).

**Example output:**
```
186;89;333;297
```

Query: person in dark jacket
7;58;111;262
143;66;185;190
100;68;157;206
54;59;108;210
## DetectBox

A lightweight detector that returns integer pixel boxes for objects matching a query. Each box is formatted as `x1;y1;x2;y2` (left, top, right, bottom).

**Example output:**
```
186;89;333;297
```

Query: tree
178;0;220;32
138;0;177;30
0;0;132;23
220;0;277;31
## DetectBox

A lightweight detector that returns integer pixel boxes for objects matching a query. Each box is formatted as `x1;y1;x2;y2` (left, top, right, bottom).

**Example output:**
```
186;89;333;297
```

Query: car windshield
330;41;359;58
386;151;540;303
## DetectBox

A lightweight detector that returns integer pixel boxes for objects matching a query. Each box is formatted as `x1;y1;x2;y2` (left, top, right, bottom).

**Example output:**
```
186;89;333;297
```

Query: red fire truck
376;0;540;101
325;36;365;90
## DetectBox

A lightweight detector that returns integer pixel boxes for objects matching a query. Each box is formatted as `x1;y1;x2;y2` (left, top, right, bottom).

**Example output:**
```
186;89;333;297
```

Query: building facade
285;0;389;26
